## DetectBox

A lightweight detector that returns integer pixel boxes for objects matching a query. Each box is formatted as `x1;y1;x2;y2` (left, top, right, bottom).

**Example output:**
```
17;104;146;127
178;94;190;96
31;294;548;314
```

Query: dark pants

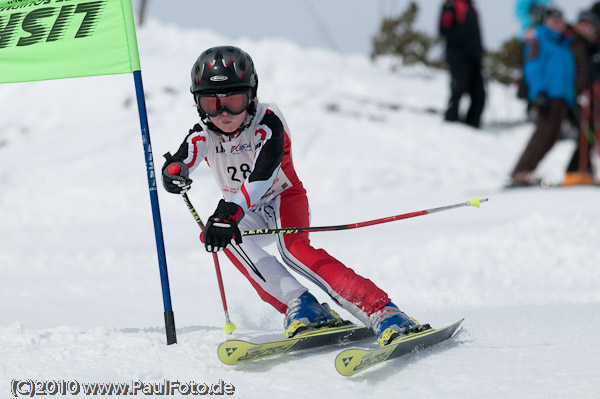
567;84;600;173
512;99;569;176
566;146;593;173
444;58;486;128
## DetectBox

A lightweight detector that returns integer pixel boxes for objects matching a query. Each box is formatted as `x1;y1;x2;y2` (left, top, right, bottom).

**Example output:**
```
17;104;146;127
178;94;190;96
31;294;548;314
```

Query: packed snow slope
1;20;599;398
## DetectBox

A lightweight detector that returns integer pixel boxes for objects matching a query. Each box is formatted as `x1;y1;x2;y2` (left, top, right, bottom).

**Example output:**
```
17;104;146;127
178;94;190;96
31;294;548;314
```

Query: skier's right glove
204;200;244;252
162;161;192;194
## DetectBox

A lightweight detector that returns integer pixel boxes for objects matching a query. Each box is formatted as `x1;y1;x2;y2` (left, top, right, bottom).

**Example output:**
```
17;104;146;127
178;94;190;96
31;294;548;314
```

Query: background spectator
563;9;600;184
514;0;551;107
510;7;576;186
515;0;552;40
439;0;486;129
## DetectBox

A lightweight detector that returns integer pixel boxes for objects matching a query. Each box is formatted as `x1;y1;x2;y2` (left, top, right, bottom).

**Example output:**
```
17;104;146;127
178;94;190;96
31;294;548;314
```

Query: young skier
161;46;426;346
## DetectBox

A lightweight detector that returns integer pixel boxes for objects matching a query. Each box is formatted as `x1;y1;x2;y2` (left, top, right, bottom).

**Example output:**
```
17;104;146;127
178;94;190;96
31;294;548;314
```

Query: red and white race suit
168;103;390;325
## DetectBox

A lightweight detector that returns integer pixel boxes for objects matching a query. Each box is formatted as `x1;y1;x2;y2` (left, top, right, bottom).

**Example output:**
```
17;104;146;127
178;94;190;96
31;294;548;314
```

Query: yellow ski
335;319;464;376
218;324;373;365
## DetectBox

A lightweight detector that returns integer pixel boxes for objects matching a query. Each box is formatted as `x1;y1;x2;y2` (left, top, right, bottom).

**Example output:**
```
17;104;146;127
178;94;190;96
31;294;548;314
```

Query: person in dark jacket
563;10;600;185
439;0;486;128
593;2;600;20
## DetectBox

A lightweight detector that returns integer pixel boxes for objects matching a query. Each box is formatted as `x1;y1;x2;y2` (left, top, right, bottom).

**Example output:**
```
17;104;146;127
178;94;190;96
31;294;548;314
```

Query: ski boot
370;302;430;346
284;291;341;338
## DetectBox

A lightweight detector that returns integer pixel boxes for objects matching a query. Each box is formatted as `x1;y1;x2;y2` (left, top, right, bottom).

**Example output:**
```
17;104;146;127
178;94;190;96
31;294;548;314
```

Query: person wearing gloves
161;46;428;345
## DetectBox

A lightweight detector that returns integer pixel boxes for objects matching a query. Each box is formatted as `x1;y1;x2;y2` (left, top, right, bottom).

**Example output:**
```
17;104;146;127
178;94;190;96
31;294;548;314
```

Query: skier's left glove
204;200;244;252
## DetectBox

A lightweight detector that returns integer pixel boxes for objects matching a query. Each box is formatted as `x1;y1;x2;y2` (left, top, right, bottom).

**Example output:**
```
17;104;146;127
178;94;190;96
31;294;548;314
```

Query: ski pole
241;196;488;236
167;164;236;334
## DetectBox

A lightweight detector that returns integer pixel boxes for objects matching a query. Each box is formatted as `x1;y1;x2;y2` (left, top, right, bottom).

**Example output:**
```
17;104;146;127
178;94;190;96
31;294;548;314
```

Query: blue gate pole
133;70;177;345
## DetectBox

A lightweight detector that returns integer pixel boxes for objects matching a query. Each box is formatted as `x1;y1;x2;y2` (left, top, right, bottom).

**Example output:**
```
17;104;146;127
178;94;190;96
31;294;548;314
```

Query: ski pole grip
168;163;181;175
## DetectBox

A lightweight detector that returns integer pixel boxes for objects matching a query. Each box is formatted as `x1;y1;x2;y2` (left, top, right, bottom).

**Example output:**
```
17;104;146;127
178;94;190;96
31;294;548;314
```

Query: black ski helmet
190;46;258;116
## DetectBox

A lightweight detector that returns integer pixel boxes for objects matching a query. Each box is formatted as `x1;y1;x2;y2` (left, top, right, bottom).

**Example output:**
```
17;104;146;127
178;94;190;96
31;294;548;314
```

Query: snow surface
1;19;599;398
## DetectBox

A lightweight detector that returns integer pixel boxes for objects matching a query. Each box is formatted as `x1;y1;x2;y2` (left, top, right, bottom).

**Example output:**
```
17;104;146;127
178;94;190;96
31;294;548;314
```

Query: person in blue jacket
510;6;577;186
514;0;551;103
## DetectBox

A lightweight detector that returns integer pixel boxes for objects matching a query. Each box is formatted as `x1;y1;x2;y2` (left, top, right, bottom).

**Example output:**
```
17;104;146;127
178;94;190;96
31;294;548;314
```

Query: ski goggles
195;91;251;117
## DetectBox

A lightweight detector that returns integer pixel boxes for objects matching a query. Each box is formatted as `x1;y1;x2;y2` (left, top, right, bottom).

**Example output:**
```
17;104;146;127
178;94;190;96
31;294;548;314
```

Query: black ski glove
162;159;192;194
204;200;244;252
534;92;551;116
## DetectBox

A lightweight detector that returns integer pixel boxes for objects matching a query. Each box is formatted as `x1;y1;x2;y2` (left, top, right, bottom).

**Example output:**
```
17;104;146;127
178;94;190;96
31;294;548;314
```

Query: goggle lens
197;92;250;117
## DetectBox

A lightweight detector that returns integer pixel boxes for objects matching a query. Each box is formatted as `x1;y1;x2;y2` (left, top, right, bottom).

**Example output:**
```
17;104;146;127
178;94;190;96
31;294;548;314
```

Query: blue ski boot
370;302;427;346
284;291;340;338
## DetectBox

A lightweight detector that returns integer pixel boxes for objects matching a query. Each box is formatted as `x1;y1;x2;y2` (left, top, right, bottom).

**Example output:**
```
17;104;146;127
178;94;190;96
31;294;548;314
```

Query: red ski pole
167;164;236;334
241;196;488;236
